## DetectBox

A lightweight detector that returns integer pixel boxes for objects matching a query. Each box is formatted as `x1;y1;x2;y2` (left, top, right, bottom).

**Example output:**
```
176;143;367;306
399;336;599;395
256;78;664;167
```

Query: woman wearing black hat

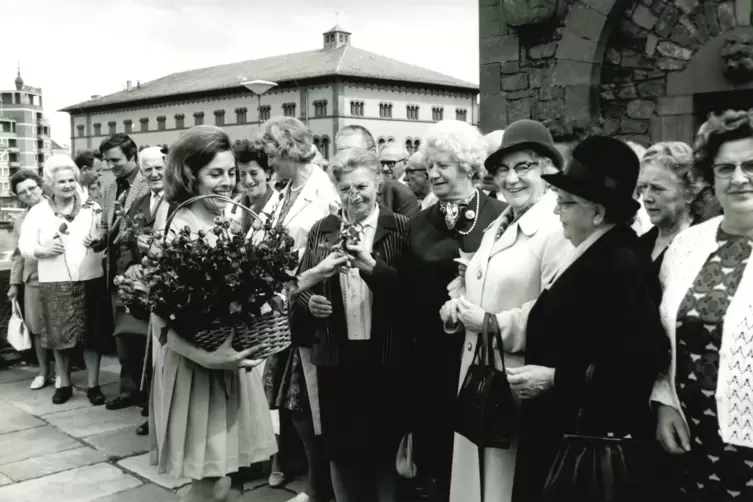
498;135;668;502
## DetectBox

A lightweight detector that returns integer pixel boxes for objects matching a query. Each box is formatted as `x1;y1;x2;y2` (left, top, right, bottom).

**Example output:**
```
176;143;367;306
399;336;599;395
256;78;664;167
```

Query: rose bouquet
114;195;299;357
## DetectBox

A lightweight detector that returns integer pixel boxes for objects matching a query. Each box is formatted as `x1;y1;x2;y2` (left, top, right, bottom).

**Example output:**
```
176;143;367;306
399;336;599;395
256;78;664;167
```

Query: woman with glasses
500;136;667;502
653;110;753;501
8;170;51;390
440;119;572;502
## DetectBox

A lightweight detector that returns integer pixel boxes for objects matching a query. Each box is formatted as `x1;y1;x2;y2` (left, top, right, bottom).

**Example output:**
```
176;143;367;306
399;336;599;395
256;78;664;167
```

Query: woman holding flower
150;125;277;502
18;154;110;405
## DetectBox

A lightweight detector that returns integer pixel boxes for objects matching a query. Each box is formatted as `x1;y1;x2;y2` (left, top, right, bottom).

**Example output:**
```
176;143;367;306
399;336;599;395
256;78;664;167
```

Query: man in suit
97;133;150;411
73;149;104;203
335;125;420;218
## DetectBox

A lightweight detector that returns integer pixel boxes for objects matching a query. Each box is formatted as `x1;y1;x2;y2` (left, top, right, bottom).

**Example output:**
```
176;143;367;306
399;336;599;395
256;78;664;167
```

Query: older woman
8;170;51;390
227;139;279;235
440;119;572;502
260;116;340;502
292;148;410;502
19;154;110;405
401;120;506;502
653;110;753;501
637;142;706;273
499;136;667;502
150;126;277;502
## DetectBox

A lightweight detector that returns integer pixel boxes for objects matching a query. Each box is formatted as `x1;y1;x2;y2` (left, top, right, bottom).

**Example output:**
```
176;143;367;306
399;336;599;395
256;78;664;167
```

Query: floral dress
674;228;753;501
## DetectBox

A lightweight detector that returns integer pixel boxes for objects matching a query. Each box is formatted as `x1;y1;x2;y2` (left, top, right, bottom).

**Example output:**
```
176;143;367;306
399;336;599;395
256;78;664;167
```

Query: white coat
449;191;573;502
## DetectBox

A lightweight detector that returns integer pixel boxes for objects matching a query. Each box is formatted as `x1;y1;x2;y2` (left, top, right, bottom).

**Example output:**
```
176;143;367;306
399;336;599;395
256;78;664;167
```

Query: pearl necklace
441;189;480;236
458;190;480;236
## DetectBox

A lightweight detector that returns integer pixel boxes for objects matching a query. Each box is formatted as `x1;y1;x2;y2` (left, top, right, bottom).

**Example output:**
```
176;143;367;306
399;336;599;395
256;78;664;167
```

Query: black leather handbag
542;364;640;502
454;313;515;450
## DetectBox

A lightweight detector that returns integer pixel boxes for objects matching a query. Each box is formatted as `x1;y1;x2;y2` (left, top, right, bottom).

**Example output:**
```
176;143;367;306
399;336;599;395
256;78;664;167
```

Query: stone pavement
0;356;305;502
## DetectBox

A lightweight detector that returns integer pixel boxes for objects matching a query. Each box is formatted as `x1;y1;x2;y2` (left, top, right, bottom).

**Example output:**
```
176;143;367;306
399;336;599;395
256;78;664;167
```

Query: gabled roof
60;44;477;112
51;140;65;150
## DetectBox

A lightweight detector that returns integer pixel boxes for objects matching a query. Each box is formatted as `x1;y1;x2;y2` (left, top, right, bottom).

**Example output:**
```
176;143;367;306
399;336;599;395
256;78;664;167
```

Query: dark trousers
115;335;147;399
284;408;332;502
331;458;398;502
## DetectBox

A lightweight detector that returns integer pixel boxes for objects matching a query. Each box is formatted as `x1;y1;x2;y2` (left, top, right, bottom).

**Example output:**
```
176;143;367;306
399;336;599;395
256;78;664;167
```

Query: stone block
480;63;502;95
480;94;509;131
621;118;650;134
566;3;609;42
621;50;653;69
680;15;707;44
656;57;686;71
529;67;552;88
651;0;666;16
480;35;519;64
633;4;658;30
502;73;529;91
645;34;659;56
508;89;536;100
737;0;752;26
579;0;616;17
604;118;621;135
651;114;695;142
83;426;149;459
480;4;505;38
0;426;80;465
656;5;680;38
0;446;108;482
657;96;693;116
0;463;141;502
627;99;657;119
618;84;639;100
552;60;595;86
638;79;667;98
605;48;621;65
529;42;558;60
507;98;532;122
44;405;143;439
91;483;180;502
117;453;190;490
501;61;519;74
657;41;693;60
539;86;565;101
718;2;737;32
533;99;565;121
0;404;45;435
556;34;600;63
565;85;593;122
703;3;721;36
675;0;699;16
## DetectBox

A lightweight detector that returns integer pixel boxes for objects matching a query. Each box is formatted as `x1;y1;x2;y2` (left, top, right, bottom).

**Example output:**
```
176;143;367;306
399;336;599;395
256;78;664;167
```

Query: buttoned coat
450;191;572;502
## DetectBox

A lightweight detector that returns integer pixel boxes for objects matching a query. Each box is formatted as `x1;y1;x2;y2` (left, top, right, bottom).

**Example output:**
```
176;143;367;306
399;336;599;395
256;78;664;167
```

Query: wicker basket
162;194;293;360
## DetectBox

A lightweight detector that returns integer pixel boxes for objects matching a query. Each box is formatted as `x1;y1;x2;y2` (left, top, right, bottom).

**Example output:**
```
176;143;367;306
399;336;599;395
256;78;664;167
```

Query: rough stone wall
479;0;753;145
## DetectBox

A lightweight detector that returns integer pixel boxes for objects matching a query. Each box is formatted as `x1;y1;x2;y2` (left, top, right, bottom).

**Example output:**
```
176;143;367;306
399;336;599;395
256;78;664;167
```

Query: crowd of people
4;108;753;502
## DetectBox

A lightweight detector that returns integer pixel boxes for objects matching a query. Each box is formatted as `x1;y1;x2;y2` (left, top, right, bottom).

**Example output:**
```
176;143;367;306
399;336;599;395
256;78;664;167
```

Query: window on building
7;139;15;148
379;103;393;119
313;100;328;118
259;106;271;122
11;122;15;133
175;114;185;129
432;107;444;122
378;137;386;149
77;125;85;137
9;153;18;163
313;136;321;152
406;139;414;155
140;118;149;132
214;109;225;126
124;120;133;133
235;107;248;124
157;116;166;131
407;105;420;121
414;139;421;152
0;93;10;105
93;123;101;136
282;103;296;117
456;108;468;122
37;139;43;149
350;101;364;117
194;112;204;126
38;153;44;164
320;136;330;160
108;121;116;135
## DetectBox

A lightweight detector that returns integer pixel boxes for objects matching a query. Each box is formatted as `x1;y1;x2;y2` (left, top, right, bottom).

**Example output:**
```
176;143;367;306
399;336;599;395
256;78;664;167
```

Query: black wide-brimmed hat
541;135;640;217
484;119;564;175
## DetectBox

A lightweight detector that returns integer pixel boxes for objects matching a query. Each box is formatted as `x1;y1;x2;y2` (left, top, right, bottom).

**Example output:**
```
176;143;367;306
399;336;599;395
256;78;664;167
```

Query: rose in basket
115;194;300;358
113;260;156;321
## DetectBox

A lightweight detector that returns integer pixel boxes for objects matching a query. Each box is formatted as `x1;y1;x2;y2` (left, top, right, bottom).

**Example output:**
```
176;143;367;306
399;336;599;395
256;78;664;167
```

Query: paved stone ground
0;356;305;502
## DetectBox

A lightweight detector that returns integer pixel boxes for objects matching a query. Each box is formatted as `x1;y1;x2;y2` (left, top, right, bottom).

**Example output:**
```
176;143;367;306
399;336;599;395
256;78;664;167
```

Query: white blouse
19;199;105;283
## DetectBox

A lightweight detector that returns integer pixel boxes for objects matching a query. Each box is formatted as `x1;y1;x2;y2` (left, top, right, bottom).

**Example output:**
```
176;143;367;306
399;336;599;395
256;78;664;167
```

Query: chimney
126;80;132;91
137;80;141;89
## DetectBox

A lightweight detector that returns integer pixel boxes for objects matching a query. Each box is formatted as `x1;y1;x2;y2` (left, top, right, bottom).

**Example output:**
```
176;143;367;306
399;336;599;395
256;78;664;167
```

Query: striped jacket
293;207;411;367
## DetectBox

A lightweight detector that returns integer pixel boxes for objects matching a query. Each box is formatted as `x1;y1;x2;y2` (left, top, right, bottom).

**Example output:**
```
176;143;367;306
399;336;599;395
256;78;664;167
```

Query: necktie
150;193;161;216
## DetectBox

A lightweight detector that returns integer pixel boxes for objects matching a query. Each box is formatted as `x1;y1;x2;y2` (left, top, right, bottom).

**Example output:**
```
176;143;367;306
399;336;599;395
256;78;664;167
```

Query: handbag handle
481;312;507;373
573;364;596;434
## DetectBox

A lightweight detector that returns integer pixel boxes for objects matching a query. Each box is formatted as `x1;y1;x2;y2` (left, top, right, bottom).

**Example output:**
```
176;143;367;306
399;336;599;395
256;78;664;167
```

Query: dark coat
380;180;420;219
511;224;669;502
292;207;411;368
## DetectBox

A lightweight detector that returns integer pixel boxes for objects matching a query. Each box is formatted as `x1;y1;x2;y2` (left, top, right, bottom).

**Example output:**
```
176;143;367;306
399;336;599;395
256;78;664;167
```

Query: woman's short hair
421;120;488;178
258;117;316;164
10;169;43;195
43;154;80;187
329;148;381;184
165;125;232;204
694;109;753;185
233;139;270;171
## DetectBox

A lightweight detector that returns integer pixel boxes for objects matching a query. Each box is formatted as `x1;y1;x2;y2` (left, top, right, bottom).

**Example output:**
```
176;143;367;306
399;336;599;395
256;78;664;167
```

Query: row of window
358;102;468;122
376;137;423;155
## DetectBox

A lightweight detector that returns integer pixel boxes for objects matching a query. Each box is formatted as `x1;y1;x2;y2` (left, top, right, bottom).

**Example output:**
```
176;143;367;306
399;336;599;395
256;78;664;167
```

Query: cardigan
651;216;753;449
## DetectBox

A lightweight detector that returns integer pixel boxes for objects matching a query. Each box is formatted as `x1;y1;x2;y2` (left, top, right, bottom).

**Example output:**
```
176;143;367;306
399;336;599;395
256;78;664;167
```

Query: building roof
51;140;65;150
61;43;477;112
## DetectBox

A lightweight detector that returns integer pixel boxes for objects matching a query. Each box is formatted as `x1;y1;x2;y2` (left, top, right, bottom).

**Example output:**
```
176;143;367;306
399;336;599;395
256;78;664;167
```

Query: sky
0;0;479;147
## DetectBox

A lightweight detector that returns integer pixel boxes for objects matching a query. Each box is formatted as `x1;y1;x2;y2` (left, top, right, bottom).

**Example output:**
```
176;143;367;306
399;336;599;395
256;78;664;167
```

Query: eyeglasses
712;160;753;179
380;160;405;170
404;168;428;176
495;161;539;177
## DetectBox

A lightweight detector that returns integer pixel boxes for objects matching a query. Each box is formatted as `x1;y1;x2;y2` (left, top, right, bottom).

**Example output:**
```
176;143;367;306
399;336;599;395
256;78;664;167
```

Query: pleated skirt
148;316;278;480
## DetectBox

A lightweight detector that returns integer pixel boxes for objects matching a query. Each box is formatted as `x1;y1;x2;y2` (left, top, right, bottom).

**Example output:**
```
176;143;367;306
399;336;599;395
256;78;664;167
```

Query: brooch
464;209;476;220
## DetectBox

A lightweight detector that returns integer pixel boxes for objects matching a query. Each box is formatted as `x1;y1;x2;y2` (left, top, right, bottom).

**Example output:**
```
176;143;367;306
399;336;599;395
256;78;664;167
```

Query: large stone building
62;26;478;159
479;0;753;145
0;70;53;223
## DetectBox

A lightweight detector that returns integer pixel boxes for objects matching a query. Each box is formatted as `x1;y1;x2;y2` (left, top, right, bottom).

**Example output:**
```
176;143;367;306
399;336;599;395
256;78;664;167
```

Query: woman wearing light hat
494;136;669;502
441;119;573;502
